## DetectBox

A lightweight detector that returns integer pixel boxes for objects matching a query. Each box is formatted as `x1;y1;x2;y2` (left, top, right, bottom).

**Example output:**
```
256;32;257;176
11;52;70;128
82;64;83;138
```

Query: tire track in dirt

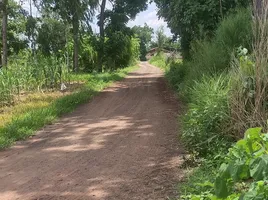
0;62;185;200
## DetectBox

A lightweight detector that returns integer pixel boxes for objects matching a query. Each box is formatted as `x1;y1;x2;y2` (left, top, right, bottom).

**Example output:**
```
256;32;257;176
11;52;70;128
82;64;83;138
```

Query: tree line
0;0;162;72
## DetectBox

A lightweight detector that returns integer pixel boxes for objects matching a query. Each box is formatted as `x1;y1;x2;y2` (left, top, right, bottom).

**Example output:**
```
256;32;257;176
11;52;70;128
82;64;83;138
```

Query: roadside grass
149;52;168;70
0;65;138;149
179;163;217;199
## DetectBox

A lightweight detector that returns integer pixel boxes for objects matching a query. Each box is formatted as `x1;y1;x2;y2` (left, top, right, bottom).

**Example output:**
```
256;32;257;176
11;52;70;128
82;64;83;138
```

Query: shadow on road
0;63;185;200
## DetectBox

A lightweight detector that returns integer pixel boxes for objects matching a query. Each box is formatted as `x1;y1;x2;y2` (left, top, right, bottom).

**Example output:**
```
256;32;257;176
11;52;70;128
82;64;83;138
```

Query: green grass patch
149;52;169;70
0;66;137;149
180;162;218;199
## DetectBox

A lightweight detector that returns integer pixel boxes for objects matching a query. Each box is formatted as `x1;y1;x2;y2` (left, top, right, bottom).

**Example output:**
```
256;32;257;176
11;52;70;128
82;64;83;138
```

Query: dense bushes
182;76;231;157
183;9;252;89
103;32;140;70
181;128;268;199
151;8;253;157
150;7;267;200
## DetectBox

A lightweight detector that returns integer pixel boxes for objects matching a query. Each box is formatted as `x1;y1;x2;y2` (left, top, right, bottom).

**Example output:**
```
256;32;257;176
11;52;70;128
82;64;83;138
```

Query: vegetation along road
0;62;184;200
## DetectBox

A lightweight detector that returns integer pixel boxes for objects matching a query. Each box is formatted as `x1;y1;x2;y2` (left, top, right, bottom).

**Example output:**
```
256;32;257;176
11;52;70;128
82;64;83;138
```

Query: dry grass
229;1;268;137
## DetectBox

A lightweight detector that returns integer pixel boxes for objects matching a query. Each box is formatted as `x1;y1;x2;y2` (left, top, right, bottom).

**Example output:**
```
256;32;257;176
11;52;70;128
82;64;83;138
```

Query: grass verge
0;66;137;149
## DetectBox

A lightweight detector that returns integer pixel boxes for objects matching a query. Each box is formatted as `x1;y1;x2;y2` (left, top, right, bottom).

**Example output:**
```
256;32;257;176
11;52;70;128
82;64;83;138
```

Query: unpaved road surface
0;62;184;200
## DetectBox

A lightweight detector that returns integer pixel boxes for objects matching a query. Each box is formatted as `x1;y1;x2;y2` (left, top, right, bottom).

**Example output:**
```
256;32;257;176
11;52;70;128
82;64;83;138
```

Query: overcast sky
18;1;172;37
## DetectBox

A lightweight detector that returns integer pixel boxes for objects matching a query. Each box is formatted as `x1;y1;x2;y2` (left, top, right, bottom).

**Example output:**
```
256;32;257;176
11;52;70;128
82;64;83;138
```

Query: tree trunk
256;0;262;18
2;0;8;67
98;0;106;72
219;0;223;18
72;14;79;72
29;0;36;57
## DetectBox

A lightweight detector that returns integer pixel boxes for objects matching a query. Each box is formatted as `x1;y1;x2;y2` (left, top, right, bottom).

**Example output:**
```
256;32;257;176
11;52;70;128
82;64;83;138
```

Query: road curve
0;62;184;200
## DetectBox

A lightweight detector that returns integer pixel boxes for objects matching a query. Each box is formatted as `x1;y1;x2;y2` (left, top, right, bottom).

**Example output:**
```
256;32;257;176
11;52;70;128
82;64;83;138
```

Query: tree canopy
132;23;154;61
155;0;251;58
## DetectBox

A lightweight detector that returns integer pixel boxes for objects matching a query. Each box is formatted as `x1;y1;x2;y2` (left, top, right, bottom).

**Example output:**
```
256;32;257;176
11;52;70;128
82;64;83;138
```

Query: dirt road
0;62;184;200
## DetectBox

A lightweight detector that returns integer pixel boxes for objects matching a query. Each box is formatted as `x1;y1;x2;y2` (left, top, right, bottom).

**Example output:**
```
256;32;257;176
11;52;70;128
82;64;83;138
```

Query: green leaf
215;176;229;198
219;163;230;179
229;160;250;181
245;128;262;141
245;128;262;154
250;155;268;180
240;191;264;200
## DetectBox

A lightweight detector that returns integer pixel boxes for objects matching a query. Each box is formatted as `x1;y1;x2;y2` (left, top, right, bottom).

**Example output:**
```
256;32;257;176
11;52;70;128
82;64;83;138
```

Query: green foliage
215;128;268;199
104;32;140;70
173;8;252;95
156;26;168;52
103;0;148;34
180;162;218;199
0;51;69;106
2;0;28;54
132;23;154;61
36;18;67;56
182;75;231;157
180;128;268;200
0;65;137;149
149;52;168;70
79;35;98;72
215;9;252;53
155;0;251;58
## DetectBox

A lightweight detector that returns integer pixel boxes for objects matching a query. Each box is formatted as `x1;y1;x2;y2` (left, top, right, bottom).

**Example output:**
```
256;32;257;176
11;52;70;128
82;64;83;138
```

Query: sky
18;0;172;37
127;2;171;37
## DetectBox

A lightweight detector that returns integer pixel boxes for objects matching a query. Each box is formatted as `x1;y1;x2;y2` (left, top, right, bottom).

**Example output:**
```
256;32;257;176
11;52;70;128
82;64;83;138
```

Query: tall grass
227;1;268;137
0;52;70;107
0;65;137;149
182;75;231;157
183;8;252;90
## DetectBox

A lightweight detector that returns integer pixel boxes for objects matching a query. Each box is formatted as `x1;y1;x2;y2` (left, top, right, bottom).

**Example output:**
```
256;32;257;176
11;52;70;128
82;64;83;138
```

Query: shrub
183;8;252;89
165;60;186;91
182;75;231;157
104;31;140;70
181;127;268;200
215;8;252;54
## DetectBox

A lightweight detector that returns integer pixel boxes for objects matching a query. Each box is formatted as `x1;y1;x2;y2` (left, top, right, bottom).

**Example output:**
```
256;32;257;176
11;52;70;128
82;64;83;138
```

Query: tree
97;0;106;72
36;18;67;56
1;0;8;67
97;0;148;70
0;0;28;61
37;0;98;72
132;23;154;61
156;26;167;52
154;0;251;59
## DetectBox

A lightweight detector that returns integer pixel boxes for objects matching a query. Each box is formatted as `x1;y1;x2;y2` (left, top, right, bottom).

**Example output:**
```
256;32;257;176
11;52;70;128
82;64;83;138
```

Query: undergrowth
150;6;268;200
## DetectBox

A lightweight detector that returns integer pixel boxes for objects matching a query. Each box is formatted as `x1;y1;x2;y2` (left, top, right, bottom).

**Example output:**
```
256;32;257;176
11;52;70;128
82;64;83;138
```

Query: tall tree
97;0;148;70
156;26;166;52
1;0;8;67
37;0;98;72
97;0;106;72
36;17;67;56
155;0;251;59
132;23;153;61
